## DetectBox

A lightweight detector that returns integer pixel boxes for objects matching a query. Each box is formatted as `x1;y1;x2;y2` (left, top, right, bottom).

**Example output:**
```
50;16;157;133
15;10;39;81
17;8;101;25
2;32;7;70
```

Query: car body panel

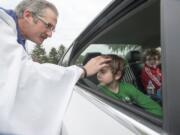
60;0;180;134
62;87;163;135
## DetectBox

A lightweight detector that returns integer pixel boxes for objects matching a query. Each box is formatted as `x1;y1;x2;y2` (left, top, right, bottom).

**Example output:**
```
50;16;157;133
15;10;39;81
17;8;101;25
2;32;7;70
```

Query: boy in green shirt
97;54;162;118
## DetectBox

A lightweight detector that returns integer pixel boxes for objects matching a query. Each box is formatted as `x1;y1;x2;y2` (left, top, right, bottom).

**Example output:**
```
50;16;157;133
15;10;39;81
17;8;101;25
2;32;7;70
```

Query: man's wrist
78;65;87;78
81;66;87;78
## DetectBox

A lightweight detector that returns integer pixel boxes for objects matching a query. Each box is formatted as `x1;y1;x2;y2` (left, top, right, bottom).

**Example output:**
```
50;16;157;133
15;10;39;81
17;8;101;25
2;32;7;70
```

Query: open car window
73;0;162;128
75;44;162;126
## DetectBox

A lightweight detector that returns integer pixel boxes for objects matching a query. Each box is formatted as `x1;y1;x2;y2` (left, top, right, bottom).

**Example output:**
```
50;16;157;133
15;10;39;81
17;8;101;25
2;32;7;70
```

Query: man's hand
82;56;111;77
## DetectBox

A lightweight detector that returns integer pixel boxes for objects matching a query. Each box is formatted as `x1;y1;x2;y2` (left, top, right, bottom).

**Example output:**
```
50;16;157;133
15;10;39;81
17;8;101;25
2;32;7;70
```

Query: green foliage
57;45;66;62
76;55;85;65
48;47;58;64
107;44;141;56
31;44;66;65
48;45;66;64
31;45;48;63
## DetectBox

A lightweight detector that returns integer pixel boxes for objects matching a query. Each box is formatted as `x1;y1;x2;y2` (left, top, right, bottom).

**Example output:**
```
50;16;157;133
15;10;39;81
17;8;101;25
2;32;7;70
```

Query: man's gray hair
15;0;58;18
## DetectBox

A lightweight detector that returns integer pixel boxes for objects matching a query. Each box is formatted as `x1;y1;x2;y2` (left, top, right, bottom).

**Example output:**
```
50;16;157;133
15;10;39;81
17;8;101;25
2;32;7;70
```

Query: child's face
97;66;114;85
145;55;160;68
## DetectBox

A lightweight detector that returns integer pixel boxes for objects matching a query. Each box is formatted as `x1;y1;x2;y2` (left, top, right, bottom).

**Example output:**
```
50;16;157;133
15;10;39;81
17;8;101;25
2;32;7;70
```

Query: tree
31;44;66;65
57;44;66;62
31;45;48;63
107;44;141;56
48;47;58;64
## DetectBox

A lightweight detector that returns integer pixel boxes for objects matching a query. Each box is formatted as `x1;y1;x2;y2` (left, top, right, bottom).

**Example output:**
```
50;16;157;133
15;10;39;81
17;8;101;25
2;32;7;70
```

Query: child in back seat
97;54;162;118
141;49;162;103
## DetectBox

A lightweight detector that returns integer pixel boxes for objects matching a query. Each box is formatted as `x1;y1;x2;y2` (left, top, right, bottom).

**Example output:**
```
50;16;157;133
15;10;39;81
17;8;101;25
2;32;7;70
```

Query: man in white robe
0;0;110;134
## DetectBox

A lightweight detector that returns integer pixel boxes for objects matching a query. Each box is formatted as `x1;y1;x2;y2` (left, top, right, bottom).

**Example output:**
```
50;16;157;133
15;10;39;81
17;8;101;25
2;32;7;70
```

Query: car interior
125;50;144;92
75;0;162;126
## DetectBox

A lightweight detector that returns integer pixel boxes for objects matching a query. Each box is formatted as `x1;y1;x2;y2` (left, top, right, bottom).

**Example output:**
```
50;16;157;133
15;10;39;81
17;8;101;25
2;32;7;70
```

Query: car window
75;44;141;64
75;43;162;119
74;0;162;127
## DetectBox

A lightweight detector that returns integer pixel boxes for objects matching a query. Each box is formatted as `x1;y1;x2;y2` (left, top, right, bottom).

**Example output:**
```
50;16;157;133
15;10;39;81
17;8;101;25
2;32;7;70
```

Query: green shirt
99;82;162;118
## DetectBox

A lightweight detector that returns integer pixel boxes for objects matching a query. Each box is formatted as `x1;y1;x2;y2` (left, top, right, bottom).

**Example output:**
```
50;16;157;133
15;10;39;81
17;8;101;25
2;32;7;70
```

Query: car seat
121;63;137;87
125;50;144;92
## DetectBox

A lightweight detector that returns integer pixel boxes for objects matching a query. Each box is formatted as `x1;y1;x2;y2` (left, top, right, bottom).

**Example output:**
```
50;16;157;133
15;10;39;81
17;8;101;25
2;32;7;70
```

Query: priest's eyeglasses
36;15;55;32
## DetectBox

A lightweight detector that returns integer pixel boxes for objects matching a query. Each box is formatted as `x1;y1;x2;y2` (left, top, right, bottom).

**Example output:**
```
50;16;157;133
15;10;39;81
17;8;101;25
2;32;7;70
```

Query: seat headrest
125;50;142;63
83;52;102;65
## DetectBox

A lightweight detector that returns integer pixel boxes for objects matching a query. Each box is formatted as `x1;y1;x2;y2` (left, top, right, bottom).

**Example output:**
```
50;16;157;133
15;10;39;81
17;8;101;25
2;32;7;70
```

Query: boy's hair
143;48;161;62
105;54;126;79
15;0;58;18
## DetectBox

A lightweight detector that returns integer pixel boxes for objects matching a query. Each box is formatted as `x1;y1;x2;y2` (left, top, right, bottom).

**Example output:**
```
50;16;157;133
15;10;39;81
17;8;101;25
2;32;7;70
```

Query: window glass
77;43;162;120
75;44;141;65
74;0;162;124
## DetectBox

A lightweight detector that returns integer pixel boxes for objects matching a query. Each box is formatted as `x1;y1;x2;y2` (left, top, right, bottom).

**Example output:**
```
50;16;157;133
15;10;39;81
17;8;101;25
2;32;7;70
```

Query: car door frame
60;0;180;134
161;0;180;134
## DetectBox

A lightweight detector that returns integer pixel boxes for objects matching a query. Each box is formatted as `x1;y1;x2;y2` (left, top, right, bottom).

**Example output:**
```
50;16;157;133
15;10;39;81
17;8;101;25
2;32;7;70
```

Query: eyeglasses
36;15;55;32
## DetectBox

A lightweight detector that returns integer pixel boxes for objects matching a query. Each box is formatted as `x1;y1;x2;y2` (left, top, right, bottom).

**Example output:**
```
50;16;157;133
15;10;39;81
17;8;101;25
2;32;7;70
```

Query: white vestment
0;9;83;135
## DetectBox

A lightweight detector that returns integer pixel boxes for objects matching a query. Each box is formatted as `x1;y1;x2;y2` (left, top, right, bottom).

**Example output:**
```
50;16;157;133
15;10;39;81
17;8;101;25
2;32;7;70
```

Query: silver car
59;0;180;134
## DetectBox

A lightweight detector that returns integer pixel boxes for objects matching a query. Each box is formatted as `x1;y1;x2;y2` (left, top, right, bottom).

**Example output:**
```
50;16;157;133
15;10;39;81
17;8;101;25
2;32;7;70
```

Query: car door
60;0;180;134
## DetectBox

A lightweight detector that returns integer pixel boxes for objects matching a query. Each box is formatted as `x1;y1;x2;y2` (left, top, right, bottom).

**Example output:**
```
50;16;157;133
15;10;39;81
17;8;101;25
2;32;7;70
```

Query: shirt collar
0;8;26;50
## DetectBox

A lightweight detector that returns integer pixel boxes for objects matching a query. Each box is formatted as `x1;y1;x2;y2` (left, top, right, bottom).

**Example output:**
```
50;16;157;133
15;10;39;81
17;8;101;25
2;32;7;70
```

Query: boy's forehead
146;55;159;58
102;65;111;70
